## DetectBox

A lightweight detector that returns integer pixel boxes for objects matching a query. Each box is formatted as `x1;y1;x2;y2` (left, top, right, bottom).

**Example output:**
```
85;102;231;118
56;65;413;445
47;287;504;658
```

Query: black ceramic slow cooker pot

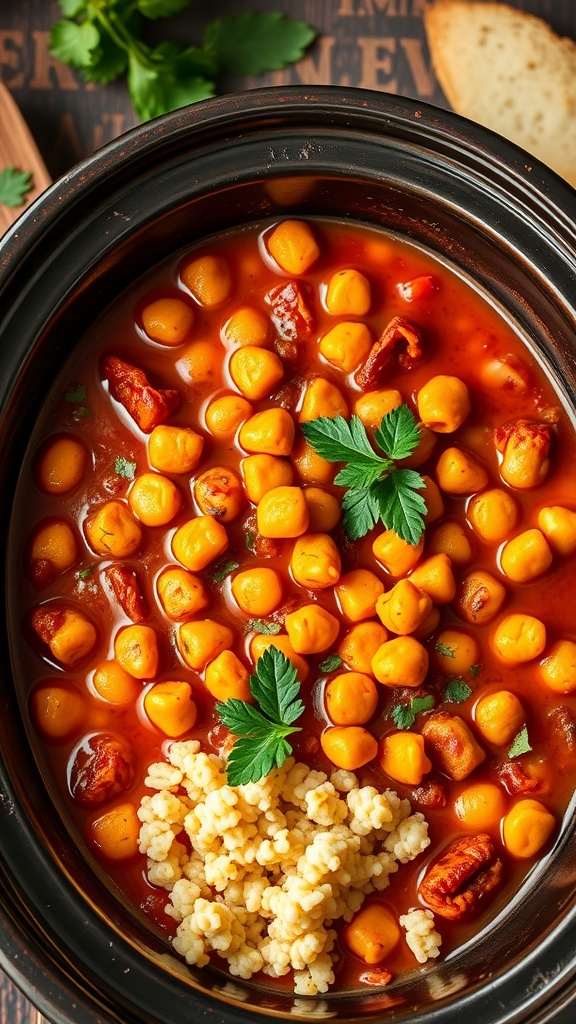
1;87;576;1024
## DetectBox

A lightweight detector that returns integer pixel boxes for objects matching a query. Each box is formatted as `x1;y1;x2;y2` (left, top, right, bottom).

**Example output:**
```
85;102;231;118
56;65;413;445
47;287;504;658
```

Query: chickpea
193;466;244;522
319;322;373;373
144;680;197;737
298;377;349;422
539;640;576;693
30;681;85;741
427;520;473;567
29;519;78;585
205;395;253;440
500;528;553;583
242;454;294;504
172;516;228;572
538;505;576;556
412;606;441;641
344;904;400;965
375;580;432;636
92;660;140;705
36;434;87;494
285;604;340;655
434;628;479;675
457;569;506;626
85;501;142;558
292;436;336;485
88;801;140;861
257;486;309;539
479;353;530;392
338;621;388;675
177;340;222;391
229;346;284;401
417;375;471;433
221;305;270;348
266;219;320;274
181;252;232;306
492;613;546;664
239;408;295;456
177;619;234;671
250;634;309;681
474;690;525;746
378;732;432;786
32;606;97;668
401;425;437;468
291;532;341;589
129;472;182;527
408;553;456;604
320;725;378;770
156;567;209;621
114;624;159;679
354;389;403;431
421;713;486;780
372;636;429;688
454;783;507;831
502;798;555;858
495;419;553;489
231;568;283;616
303;487;341;532
148;424;204;475
467;488;519;544
335;569;385;622
422;475;445;525
205;650;252;703
436;447;489;495
372;530;424;578
325;672;378;726
141;296;194;346
325;269;371;316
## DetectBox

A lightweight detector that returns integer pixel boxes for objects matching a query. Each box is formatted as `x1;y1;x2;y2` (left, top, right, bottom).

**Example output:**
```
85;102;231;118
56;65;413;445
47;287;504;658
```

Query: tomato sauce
8;217;576;992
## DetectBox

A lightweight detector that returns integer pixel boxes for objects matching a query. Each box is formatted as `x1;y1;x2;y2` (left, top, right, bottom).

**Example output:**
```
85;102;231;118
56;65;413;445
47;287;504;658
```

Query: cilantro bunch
50;1;316;122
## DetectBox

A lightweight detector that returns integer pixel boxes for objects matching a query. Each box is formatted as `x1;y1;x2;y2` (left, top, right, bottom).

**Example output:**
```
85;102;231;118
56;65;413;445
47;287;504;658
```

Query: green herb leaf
207;558;240;583
137;0;192;18
204;12;316;75
245;530;256;552
0;167;34;208
444;678;473;703
66;384;87;404
469;663;482;678
50;18;101;69
508;725;532;759
411;695;436;716
76;565;95;581
216;646;304;785
247;619;282;636
340;483;381;541
82;25;130;84
127;51;214;122
114;456;137;480
374;404;421;462
376;469;427;547
435;641;456;659
318;653;343;673
302;415;388;483
390;694;435;730
57;0;88;19
73;406;93;420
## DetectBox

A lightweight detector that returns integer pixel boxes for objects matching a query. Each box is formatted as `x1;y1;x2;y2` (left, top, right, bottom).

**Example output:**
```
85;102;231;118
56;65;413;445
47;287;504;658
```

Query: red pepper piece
102;355;180;433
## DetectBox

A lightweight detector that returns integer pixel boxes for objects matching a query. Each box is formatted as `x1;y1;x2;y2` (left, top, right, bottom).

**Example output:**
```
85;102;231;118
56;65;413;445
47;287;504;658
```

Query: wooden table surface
1;0;575;1021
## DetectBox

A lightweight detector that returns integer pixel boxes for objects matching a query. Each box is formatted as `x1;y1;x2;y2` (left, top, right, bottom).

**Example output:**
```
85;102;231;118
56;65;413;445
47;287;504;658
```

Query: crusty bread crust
424;0;576;186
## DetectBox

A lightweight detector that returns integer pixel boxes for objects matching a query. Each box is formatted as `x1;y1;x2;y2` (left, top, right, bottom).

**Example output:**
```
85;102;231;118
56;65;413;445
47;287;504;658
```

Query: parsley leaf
137;0;192;17
66;384;87;403
0;167;34;208
469;663;482;678
318;653;343;673
114;456;137;480
508;725;532;759
245;530;256;553
206;558;240;583
435;641;456;658
444;678;473;703
390;694;435;730
216;646;304;785
302;406;426;544
247;619;282;636
204;12;316;75
76;565;95;581
50;18;100;68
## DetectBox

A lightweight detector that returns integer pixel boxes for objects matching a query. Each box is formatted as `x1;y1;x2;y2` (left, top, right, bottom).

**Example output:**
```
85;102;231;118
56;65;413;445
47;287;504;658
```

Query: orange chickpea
144;681;197;737
436;447;488;495
30;681;86;741
496;420;552;489
114;624;159;679
401;425;438;469
36;434;87;494
257;486;309;539
292;435;336;485
427;520;473;567
500;529;553;583
422;475;445;525
298;377;349;422
320;725;378;770
454;783;507;831
324;672;379;726
375;579;432;636
177;619;234;672
412;606;441;641
92;660;140;705
229;346;284;401
172;516;228;572
239;408;295;456
156;567;209;621
231;568;283;617
335;569;385;622
408;553;456;605
417;375;471;433
338;621;389;675
204;650;252;703
492;613;546;664
176;340;222;392
378;732;432;785
141;296;194;346
129;472;182;527
85;501;142;558
354;389;403;431
372;636;429;688
266;219;320;274
303;487;341;531
29;519;78;585
221;305;270;348
250;634;309;682
344;903;400;965
148;424;204;474
325;269;371;316
434;628;480;675
474;690;525;746
31;606;97;668
193;466;245;522
457;569;506;626
204;395;253;440
538;505;576;556
291;532;341;589
285;604;340;655
242;454;294;504
319;322;373;372
468;488;519;544
539;640;576;693
88;801;140;861
181;252;232;306
502;799;555;858
372;530;424;578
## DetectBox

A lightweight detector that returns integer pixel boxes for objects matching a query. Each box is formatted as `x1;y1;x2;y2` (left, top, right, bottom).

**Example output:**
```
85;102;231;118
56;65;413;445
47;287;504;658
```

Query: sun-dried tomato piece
104;564;148;623
266;280;315;350
492;759;539;795
418;834;503;920
102;355;180;433
30;558;55;587
355;316;423;389
421;712;486;781
30;604;67;646
397;275;438;302
549;706;576;756
359;968;393;987
411;780;447;809
69;733;135;807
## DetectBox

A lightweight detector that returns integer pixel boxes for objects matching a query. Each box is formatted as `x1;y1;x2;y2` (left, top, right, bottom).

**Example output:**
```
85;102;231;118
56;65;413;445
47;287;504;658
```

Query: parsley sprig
50;2;316;122
216;646;304;786
301;405;427;544
0;167;34;208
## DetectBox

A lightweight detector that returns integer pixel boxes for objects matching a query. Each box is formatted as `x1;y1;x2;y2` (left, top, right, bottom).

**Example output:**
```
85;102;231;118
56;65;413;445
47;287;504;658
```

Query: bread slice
424;0;576;187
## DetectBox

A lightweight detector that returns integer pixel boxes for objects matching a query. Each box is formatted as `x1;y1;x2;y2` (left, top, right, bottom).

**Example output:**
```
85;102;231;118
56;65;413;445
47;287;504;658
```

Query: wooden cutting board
0;80;51;235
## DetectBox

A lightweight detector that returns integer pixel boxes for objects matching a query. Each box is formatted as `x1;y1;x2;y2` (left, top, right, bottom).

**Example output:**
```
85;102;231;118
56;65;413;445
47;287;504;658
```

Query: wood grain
0;80;50;233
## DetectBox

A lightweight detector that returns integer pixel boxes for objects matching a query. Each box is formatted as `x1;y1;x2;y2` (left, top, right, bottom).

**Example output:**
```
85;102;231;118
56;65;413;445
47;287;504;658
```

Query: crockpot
1;87;576;1024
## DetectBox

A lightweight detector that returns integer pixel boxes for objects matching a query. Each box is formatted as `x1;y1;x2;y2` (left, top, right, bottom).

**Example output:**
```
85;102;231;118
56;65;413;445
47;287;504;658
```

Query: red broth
8;217;576;993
